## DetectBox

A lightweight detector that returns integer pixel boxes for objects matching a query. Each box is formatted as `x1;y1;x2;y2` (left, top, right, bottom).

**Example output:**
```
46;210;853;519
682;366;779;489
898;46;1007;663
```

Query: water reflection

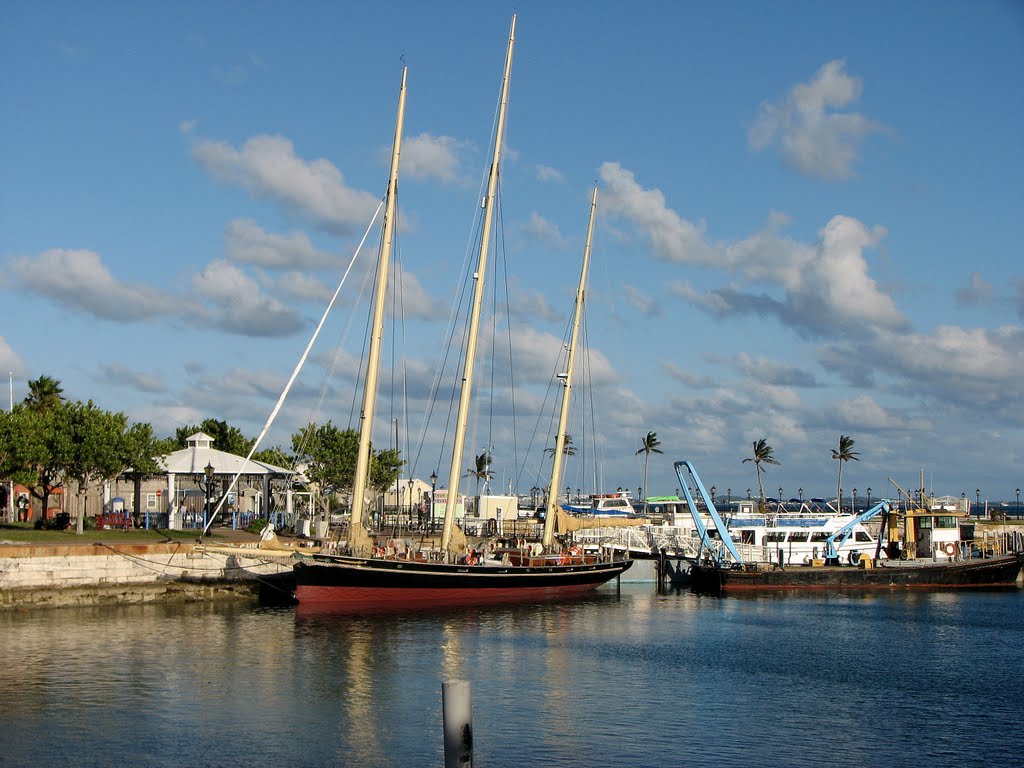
2;586;1022;767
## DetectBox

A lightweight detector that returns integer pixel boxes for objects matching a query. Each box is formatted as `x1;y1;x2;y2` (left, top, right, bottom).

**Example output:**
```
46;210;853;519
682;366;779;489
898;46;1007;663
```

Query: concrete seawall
0;541;293;609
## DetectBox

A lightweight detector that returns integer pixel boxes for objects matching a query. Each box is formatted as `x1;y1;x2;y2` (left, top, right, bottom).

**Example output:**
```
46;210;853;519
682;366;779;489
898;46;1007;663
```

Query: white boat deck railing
570;525;702;558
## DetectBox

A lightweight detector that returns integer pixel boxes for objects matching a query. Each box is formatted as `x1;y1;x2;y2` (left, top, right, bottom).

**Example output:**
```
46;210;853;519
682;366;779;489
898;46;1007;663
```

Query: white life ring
943;542;958;557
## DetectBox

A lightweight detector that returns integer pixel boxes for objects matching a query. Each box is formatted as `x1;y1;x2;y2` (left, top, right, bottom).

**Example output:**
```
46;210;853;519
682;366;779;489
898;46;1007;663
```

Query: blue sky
2;1;1023;505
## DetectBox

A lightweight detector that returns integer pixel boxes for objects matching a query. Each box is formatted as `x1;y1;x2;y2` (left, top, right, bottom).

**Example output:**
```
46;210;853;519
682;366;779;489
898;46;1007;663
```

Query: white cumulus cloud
749;60;885;180
400;133;467;182
8;249;179;321
192;134;380;234
191;260;305;337
225;219;340;270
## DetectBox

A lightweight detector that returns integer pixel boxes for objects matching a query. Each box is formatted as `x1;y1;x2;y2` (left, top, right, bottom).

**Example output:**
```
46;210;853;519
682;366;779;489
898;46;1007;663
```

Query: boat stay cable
200;200;385;537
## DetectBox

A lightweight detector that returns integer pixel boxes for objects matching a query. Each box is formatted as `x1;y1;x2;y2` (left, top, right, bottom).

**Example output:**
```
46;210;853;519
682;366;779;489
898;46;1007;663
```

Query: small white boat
563;491;637;518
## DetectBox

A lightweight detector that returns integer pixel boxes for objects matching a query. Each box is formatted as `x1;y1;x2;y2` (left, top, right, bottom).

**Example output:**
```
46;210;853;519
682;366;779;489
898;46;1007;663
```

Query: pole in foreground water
442;679;472;767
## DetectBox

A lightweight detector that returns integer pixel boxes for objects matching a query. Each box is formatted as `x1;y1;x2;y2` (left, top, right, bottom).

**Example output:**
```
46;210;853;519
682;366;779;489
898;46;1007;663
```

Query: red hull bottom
296;582;603;610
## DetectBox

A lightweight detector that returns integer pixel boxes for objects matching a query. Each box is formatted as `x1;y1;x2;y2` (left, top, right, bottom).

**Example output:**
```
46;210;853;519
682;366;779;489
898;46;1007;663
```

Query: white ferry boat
723;509;883;565
563;491;637;518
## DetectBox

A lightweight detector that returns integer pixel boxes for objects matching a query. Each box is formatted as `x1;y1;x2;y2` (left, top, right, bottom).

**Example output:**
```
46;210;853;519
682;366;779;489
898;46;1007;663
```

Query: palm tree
24;375;64;412
543;434;577;457
742;438;780;502
635;431;663;512
831;435;860;512
465;451;494;496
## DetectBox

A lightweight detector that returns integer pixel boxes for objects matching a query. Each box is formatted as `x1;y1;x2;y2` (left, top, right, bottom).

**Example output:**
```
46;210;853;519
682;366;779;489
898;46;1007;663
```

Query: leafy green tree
175;418;254;455
635;431;663;507
291;422;359;500
22;403;75;521
370;448;404;496
291;422;403;513
466;451;494;495
64;402;133;532
742;438;780;502
9;375;68;519
0;405;46;490
252;445;293;469
831;434;860;511
5;397;170;528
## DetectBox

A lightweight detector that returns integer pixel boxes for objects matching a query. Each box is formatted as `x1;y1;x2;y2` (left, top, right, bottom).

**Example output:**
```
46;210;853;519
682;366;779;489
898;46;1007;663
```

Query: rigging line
409;187;490;482
512;306;566;490
409;72;508;484
579;309;592;492
347;234;381;430
393;203;413;480
462;64;512;494
199;199;384;537
412;216;478;481
410;57;507;485
584;316;603;492
296;222;379;461
495;179;520;492
389;210;397;450
484;173;505;481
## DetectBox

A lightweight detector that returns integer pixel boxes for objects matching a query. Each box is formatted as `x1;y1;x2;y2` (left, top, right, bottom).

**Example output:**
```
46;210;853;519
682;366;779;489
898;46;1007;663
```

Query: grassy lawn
0;523;246;544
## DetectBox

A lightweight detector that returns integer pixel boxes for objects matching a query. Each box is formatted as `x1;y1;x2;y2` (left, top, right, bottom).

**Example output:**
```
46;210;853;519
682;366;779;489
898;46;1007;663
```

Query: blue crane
674;460;742;567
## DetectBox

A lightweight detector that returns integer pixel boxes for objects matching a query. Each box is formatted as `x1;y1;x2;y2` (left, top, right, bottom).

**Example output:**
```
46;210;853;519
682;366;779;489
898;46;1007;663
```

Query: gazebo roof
156;432;292;476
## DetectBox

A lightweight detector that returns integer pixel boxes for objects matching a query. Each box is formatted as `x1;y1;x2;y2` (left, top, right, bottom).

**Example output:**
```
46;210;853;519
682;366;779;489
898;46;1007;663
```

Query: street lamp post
778;487;783;503
798;487;803;502
203;462;214;535
407;479;414;529
853;488;857;513
746;488;751;500
429;471;438;533
866;487;871;508
726;488;731;506
1017;488;1021;519
710;486;716;504
976;488;981;518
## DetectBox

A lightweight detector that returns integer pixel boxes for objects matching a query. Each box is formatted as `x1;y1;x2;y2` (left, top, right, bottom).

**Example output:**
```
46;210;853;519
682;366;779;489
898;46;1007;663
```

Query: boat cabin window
601;499;629;509
788;532;809;542
935;516;957;529
917;516;933;529
810;532;830;541
765;532;786;543
854;531;872;542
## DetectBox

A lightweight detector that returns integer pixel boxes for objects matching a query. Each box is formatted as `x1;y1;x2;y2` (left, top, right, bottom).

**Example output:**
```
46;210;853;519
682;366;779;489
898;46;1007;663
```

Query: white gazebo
156;432;293;530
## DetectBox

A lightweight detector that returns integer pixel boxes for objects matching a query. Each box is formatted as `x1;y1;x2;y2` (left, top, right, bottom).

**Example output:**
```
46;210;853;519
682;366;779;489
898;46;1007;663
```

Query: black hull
690;555;1023;594
293;553;633;610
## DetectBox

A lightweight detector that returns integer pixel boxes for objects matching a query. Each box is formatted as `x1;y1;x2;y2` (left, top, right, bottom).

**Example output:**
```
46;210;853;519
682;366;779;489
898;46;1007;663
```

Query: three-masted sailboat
293;16;632;609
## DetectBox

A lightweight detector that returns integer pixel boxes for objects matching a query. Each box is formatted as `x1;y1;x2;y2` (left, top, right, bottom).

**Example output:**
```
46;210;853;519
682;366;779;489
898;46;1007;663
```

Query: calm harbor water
2;584;1022;768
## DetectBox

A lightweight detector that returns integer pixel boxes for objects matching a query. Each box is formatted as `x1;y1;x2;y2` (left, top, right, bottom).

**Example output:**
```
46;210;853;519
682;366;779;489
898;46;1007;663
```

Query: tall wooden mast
441;15;517;553
349;67;408;553
542;187;598;549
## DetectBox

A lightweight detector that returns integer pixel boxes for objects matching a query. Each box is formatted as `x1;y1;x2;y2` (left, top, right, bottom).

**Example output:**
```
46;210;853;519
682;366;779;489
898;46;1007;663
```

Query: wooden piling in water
442;679;472;767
